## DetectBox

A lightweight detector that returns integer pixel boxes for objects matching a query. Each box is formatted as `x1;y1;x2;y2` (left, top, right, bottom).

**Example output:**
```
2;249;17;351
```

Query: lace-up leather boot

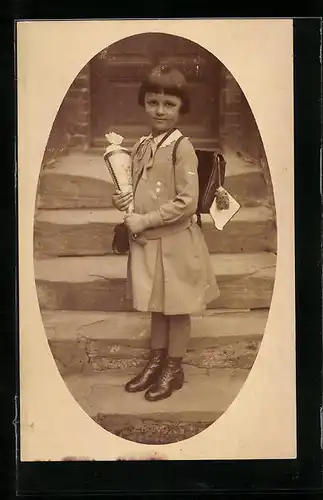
144;357;184;402
125;349;166;393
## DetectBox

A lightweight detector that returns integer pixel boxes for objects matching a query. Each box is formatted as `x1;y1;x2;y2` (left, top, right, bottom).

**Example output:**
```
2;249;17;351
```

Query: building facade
43;33;266;172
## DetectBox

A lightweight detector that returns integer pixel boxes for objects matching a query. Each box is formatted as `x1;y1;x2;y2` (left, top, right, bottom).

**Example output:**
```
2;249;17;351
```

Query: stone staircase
34;147;277;444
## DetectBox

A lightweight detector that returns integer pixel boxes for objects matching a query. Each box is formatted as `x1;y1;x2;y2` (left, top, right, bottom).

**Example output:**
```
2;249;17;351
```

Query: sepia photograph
18;19;295;460
32;31;277;445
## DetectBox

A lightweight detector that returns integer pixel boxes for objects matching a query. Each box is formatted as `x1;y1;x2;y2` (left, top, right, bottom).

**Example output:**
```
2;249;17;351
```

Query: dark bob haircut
138;64;190;114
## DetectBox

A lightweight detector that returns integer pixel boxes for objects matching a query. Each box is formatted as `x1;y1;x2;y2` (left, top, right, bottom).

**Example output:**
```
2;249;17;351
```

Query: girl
112;64;220;402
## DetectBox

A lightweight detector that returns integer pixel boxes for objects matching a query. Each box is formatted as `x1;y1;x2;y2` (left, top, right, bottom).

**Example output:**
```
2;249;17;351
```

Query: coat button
156;181;162;186
156;187;161;193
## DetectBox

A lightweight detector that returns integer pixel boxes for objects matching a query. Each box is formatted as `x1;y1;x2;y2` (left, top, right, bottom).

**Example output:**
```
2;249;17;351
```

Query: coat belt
140;217;194;240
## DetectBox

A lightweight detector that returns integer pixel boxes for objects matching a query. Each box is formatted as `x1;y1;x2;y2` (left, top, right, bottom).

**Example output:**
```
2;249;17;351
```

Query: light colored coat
126;130;220;315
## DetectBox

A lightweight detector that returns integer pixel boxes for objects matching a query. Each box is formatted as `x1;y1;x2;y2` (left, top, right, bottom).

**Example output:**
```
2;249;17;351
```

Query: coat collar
139;128;183;148
134;129;183;181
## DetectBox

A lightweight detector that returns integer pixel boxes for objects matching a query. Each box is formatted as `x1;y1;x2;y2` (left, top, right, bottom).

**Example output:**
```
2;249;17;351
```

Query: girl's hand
124;213;148;234
112;190;133;211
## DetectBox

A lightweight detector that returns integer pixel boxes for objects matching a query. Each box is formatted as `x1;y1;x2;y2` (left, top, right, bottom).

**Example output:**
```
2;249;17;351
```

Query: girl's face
144;92;182;135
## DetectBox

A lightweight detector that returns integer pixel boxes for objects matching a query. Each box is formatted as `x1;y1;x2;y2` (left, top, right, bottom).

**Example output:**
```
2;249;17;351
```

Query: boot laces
145;352;162;369
159;365;174;383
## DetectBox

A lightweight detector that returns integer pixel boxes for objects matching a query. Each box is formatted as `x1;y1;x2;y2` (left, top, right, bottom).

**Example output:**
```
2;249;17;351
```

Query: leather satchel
196;151;227;214
172;139;228;227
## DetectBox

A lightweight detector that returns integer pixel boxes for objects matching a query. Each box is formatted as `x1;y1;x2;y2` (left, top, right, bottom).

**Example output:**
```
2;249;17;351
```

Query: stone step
35;252;276;311
43;309;267;374
34;206;277;258
63;366;250;443
37;150;270;210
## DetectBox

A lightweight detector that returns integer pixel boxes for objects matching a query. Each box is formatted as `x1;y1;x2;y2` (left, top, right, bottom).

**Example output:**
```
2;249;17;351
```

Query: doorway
90;33;222;150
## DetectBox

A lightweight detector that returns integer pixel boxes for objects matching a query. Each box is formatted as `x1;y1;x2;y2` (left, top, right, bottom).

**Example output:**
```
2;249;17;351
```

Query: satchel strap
172;135;185;166
156;127;179;149
216;153;226;188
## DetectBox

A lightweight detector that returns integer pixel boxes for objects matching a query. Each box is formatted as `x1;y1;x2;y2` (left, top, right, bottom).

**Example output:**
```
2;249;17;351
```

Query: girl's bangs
144;83;184;100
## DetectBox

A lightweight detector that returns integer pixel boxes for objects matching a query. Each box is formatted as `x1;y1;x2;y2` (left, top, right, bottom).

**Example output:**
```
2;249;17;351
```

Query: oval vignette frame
33;31;277;446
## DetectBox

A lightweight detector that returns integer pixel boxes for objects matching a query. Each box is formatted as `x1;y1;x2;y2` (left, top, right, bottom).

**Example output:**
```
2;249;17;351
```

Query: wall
220;69;262;159
38;60;274;212
42;62;269;173
41;64;91;168
219;68;274;208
